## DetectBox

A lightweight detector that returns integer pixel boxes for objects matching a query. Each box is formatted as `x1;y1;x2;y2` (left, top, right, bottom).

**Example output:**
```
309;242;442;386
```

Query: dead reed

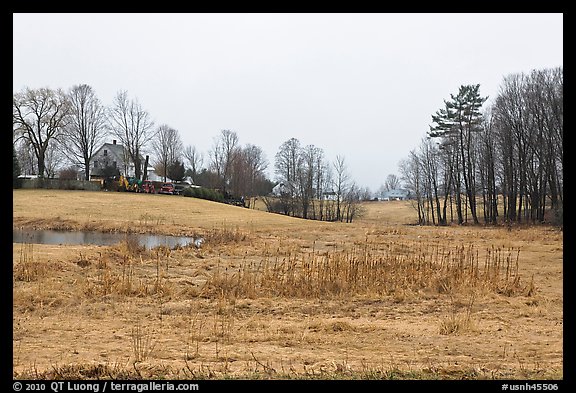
201;241;530;299
131;320;157;363
82;238;172;298
439;292;477;335
203;226;248;245
14;241;47;282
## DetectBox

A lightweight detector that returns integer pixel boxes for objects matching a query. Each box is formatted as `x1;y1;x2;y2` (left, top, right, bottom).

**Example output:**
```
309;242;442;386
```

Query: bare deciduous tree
341;182;364;223
107;90;155;180
152;124;183;182
297;144;324;219
61;84;108;180
13;87;71;178
210;129;239;193
401;67;562;227
493;67;563;224
275;137;301;186
333;155;349;222
242;144;269;198
183;145;204;184
384;174;400;191
399;151;425;225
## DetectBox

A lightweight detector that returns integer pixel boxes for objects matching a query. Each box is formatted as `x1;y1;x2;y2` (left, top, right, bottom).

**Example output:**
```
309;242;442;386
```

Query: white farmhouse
380;189;410;201
86;140;155;181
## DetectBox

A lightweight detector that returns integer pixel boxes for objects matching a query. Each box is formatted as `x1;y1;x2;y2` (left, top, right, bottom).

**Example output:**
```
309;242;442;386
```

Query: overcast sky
13;13;563;191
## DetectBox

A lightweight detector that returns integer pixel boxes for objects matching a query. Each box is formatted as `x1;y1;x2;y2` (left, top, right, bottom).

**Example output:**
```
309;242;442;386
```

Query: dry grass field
12;189;563;380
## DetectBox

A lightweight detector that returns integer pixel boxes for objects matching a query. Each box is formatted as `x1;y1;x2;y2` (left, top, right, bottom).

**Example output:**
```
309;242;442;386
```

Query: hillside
12;189;563;380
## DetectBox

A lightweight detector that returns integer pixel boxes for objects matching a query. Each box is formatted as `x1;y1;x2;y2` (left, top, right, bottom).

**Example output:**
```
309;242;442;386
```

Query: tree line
15;66;561;226
399;67;563;226
263;137;364;222
12;86;364;221
12;87;274;198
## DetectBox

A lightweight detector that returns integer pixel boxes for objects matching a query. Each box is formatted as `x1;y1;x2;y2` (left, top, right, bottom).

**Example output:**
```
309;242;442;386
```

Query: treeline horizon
13;65;562;226
399;66;562;226
12;87;368;207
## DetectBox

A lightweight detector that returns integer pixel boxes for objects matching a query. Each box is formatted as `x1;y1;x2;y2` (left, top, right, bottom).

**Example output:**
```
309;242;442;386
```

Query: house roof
91;141;146;162
91;142;127;161
382;188;409;197
89;141;151;177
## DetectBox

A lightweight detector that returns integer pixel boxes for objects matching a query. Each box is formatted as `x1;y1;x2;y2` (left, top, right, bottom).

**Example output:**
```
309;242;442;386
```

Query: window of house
113;161;117;168
104;149;108;156
94;160;98;168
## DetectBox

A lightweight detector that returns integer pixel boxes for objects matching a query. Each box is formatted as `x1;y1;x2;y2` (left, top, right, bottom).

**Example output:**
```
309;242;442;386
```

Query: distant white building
321;190;340;201
380;188;410;201
271;181;296;196
87;140;132;179
271;182;342;201
86;140;154;180
146;167;163;182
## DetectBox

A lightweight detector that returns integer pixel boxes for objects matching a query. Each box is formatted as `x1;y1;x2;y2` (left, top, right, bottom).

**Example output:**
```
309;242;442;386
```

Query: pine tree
429;84;487;224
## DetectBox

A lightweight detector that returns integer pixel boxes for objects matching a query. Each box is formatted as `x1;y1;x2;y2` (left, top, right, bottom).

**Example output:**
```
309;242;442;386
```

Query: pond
12;229;197;250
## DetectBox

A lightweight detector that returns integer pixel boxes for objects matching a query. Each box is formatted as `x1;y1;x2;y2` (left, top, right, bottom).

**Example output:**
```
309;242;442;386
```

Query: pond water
13;229;196;250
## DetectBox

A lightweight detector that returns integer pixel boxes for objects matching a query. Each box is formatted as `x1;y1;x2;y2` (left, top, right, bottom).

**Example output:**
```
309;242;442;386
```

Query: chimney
113;140;117;145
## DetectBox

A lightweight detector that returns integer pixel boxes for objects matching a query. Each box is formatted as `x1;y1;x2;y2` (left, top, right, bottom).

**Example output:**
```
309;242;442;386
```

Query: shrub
183;187;224;202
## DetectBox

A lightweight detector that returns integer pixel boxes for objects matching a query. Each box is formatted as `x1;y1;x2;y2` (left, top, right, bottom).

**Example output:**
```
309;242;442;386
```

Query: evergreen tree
167;160;186;182
429;84;487;224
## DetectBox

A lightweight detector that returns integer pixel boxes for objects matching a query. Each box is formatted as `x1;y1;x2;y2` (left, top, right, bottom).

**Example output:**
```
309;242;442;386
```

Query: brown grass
201;242;529;299
12;189;563;380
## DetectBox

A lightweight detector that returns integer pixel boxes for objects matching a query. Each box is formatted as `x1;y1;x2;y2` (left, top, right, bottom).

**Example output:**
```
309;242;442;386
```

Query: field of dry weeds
12;189;563;379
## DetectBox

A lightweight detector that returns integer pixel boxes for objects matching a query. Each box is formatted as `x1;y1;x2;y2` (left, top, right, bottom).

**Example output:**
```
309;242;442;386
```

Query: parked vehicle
141;180;155;193
159;183;176;195
173;182;190;195
116;175;141;192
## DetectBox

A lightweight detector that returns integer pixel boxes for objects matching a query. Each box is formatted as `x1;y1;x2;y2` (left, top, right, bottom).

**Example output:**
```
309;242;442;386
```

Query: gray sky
13;13;563;191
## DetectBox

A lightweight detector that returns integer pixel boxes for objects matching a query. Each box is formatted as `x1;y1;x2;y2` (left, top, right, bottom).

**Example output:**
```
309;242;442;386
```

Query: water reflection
13;229;195;250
